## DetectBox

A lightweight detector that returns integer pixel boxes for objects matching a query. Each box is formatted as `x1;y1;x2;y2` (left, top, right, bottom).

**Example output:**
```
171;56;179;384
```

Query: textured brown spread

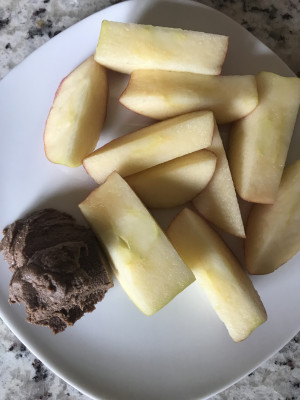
0;208;113;333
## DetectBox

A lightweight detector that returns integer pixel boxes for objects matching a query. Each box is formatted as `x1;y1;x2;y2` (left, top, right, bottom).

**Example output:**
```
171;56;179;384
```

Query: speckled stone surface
0;0;299;399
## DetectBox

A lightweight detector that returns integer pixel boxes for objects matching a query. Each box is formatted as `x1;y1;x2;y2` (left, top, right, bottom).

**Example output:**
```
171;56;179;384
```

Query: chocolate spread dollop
0;208;113;333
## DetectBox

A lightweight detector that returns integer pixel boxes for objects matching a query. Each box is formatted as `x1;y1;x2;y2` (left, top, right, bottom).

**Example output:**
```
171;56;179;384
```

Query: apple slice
83;111;214;184
229;71;300;203
79;172;195;316
120;70;258;124
245;160;300;275
167;208;267;342
125;150;217;208
44;56;108;167
193;122;245;237
95;20;228;75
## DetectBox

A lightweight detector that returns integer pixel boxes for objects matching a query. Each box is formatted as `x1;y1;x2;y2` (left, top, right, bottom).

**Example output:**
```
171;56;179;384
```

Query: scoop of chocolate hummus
0;208;113;334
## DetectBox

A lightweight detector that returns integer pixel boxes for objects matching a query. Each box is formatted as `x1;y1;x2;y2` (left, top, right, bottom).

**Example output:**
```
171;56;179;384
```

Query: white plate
0;1;299;399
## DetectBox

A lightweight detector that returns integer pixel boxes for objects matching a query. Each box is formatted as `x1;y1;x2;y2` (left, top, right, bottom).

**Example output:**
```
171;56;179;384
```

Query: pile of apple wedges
44;20;300;342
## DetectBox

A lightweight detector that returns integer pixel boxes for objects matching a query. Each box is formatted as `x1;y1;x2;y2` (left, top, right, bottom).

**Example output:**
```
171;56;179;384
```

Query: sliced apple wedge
229;71;300;203
79;172;195;316
245;160;300;275
44;56;108;167
125;150;216;208
120;70;258;124
83;111;214;184
167;208;267;342
193;122;245;237
95;20;228;75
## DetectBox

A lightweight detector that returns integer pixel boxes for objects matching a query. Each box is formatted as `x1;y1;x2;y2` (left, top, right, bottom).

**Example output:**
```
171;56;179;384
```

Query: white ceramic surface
0;1;299;400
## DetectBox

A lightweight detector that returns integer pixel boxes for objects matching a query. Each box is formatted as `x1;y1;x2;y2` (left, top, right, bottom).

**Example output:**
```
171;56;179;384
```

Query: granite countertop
0;0;299;399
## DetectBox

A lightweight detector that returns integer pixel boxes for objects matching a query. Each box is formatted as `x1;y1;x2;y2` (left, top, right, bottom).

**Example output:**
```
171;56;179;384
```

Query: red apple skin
43;76;66;154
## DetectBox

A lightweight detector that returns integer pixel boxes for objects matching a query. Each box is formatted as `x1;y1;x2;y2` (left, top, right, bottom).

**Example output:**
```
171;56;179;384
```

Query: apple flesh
245;160;300;275
83;111;214;184
193;122;245;237
167;208;267;342
44;56;108;167
229;71;300;203
125;150;217;208
120;70;258;124
79;172;195;316
95;20;228;75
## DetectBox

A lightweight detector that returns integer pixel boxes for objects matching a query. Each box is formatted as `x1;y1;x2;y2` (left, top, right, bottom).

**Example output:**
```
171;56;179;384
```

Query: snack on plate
245;160;300;275
18;16;299;342
83;111;214;184
44;56;108;168
95;20;228;75
193;122;245;238
79;172;195;316
120;70;258;124
0;209;113;333
229;71;300;204
125;149;217;209
167;208;267;342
